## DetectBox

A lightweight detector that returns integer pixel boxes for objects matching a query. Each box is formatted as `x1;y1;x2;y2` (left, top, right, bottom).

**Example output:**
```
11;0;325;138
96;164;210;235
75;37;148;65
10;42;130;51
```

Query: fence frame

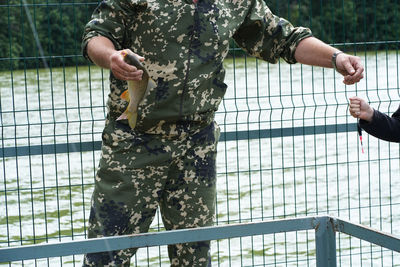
1;215;399;266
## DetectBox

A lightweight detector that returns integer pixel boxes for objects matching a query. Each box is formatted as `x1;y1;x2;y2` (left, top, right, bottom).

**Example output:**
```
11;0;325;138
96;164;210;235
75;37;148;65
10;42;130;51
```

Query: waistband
108;110;216;139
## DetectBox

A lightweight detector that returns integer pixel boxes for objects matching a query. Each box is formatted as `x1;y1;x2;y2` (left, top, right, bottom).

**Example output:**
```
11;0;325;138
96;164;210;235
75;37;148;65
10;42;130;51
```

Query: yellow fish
117;52;157;129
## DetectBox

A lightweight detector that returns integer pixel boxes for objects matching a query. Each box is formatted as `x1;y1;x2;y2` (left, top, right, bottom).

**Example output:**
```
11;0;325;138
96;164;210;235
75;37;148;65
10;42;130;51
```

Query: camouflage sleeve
233;0;312;64
81;0;139;62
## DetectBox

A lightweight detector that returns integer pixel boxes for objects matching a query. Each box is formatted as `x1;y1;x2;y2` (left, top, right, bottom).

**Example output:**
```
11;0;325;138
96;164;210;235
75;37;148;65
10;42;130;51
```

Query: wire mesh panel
1;0;400;266
215;53;400;267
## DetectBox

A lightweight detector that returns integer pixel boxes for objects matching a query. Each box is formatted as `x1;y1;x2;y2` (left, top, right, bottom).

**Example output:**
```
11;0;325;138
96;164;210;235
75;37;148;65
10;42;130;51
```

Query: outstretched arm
294;37;364;85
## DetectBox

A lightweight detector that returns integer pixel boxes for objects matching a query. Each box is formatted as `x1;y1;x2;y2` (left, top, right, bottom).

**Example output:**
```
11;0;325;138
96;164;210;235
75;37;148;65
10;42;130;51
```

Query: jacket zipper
179;1;198;119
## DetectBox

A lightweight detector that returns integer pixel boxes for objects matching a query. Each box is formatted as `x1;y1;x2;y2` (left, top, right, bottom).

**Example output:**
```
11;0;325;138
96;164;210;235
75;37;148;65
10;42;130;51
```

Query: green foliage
1;0;399;70
0;0;99;71
266;0;400;51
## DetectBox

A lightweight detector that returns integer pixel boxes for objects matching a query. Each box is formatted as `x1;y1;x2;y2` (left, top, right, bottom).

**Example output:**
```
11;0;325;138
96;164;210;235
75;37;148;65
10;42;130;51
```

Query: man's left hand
335;53;364;85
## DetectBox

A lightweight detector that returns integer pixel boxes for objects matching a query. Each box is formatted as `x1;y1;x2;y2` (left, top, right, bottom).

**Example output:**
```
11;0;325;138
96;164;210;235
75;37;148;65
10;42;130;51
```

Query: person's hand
335;53;364;85
110;49;144;81
349;96;374;122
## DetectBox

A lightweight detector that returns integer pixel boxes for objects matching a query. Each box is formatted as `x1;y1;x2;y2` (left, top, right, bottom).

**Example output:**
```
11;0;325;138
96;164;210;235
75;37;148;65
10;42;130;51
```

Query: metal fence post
315;216;337;267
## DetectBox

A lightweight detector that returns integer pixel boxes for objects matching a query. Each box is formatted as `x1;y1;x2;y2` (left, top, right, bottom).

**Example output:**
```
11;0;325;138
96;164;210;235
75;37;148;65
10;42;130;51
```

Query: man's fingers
344;60;356;75
346;60;364;84
110;50;145;81
116;68;143;81
112;63;143;81
119;50;145;80
122;49;144;62
337;55;364;85
353;60;364;75
343;71;364;85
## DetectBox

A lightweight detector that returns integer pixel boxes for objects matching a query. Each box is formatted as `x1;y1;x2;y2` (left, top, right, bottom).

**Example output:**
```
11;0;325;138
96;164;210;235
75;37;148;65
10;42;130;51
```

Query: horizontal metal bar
2;216;400;263
0;123;357;157
0;2;98;8
0;216;317;262
335;218;400;253
1;141;101;158
222;123;357;141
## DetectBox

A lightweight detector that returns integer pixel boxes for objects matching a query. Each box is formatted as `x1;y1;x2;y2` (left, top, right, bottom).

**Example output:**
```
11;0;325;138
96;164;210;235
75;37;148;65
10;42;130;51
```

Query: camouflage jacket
82;0;312;134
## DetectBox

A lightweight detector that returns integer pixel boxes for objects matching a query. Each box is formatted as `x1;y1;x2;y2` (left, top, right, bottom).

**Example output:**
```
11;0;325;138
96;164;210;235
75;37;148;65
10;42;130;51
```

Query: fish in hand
117;51;157;129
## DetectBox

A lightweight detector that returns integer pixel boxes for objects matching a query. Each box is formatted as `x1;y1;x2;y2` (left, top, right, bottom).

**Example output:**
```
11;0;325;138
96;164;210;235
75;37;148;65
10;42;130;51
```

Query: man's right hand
110;49;144;81
87;36;144;81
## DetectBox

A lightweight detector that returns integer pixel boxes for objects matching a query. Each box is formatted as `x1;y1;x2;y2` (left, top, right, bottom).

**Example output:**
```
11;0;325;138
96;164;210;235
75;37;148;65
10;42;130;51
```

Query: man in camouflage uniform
82;0;364;266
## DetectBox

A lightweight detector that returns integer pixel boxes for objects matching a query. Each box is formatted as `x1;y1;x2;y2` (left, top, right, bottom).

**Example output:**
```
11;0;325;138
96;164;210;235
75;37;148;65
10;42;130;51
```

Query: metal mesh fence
1;0;400;266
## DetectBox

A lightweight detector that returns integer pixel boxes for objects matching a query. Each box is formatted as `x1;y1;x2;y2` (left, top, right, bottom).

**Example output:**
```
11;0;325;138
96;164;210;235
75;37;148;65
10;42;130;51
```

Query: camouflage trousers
83;119;220;267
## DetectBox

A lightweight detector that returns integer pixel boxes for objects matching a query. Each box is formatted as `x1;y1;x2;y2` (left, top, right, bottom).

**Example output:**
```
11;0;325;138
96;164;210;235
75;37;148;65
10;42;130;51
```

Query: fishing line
22;0;49;69
357;119;364;154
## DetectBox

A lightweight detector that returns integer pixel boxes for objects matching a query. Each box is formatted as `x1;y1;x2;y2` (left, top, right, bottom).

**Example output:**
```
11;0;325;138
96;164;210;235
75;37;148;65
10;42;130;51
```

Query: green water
1;51;400;266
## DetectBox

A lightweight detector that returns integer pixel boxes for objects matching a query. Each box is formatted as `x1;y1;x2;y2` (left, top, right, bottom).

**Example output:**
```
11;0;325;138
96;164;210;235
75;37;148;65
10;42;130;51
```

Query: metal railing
1;216;399;266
